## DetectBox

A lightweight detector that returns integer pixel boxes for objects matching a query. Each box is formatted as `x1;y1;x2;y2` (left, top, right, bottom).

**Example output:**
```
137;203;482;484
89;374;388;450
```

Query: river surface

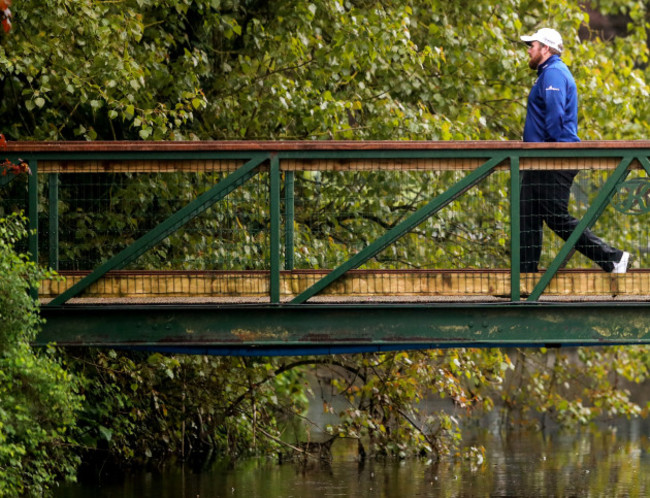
56;422;650;497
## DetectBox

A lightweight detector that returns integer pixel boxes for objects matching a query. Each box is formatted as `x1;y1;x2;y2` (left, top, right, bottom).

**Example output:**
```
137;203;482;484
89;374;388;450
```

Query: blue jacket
523;55;580;143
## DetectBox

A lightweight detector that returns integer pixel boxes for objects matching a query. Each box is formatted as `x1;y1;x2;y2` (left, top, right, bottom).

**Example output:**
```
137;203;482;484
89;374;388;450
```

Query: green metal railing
2;141;650;307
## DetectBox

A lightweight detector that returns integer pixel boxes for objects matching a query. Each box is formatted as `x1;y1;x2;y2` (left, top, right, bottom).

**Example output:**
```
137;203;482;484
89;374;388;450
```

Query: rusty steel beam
37;302;650;355
5;140;650;153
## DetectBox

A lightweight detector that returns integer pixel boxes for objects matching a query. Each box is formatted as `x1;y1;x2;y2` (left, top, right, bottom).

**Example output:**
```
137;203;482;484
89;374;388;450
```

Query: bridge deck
39;269;650;302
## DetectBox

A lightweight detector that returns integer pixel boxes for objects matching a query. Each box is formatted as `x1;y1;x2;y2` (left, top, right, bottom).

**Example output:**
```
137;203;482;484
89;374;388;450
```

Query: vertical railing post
48;173;59;271
270;154;281;303
28;159;38;299
284;171;295;271
510;155;521;301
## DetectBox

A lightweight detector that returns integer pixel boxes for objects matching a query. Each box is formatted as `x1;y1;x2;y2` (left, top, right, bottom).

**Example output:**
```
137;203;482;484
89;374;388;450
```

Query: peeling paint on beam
37;303;650;354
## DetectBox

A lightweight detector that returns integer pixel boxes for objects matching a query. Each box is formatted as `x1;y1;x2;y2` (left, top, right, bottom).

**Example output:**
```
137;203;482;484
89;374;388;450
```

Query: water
56;425;650;497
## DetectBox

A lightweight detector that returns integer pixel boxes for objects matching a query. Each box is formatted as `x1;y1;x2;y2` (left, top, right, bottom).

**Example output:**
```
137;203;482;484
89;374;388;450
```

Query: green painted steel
273;148;650;161
48;154;268;306
37;303;650;350
613;178;650;214
290;153;509;304
0;174;14;188
28;160;39;300
586;162;633;225
28;159;38;264
48;173;59;270
270;155;281;303
509;156;521;301
10;146;650;163
527;156;634;301
284;171;295;270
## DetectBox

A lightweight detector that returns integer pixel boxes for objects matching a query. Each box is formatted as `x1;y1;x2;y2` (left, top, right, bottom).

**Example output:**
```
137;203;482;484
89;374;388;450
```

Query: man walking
519;28;629;273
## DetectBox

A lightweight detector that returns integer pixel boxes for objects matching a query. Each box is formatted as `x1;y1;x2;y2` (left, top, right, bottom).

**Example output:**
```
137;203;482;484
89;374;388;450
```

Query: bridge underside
38;302;650;355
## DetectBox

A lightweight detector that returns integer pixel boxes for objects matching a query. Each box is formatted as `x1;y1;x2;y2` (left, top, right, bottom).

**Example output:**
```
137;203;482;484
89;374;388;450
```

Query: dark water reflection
56;424;650;497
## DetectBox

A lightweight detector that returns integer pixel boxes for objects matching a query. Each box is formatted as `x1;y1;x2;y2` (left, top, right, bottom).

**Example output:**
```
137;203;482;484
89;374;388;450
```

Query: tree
1;1;648;141
69;352;312;466
0;212;82;495
0;0;207;140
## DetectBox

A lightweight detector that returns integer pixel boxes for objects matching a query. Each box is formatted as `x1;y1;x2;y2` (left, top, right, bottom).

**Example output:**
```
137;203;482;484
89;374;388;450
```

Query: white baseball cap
521;28;563;53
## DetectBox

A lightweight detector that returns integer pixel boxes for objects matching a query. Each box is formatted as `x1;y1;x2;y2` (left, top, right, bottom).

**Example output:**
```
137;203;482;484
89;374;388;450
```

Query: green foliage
3;0;647;271
322;350;512;460
501;347;649;428
53;171;272;271
0;213;82;496
61;345;650;470
0;0;207;140
67;351;311;465
2;0;648;141
65;349;514;466
193;0;648;140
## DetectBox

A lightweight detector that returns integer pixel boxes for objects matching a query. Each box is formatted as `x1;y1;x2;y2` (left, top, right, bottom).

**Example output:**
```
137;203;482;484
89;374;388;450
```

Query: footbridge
3;140;650;354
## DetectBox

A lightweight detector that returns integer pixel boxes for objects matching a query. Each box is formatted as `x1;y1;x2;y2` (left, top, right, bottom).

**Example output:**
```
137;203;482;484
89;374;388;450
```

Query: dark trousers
520;170;622;273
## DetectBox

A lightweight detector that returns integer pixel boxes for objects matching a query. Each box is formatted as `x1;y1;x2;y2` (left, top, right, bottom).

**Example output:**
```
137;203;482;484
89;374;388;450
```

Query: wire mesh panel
49;170;268;271
38;160;273;299
0;174;34;261
520;159;649;298
289;168;511;297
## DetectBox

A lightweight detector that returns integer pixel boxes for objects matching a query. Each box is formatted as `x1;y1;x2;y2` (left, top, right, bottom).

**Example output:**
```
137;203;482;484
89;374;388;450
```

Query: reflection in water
56;425;650;497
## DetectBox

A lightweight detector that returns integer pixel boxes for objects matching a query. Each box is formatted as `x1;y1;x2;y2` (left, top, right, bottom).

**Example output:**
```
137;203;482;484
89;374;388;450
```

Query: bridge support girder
38;303;650;355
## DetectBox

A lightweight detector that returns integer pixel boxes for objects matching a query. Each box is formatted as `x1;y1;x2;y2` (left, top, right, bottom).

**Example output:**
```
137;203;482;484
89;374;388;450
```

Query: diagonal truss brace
290;153;508;304
48;154;268;306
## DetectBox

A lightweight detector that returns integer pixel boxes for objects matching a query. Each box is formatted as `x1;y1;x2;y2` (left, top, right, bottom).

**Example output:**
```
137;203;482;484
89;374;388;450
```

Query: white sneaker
612;251;630;274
